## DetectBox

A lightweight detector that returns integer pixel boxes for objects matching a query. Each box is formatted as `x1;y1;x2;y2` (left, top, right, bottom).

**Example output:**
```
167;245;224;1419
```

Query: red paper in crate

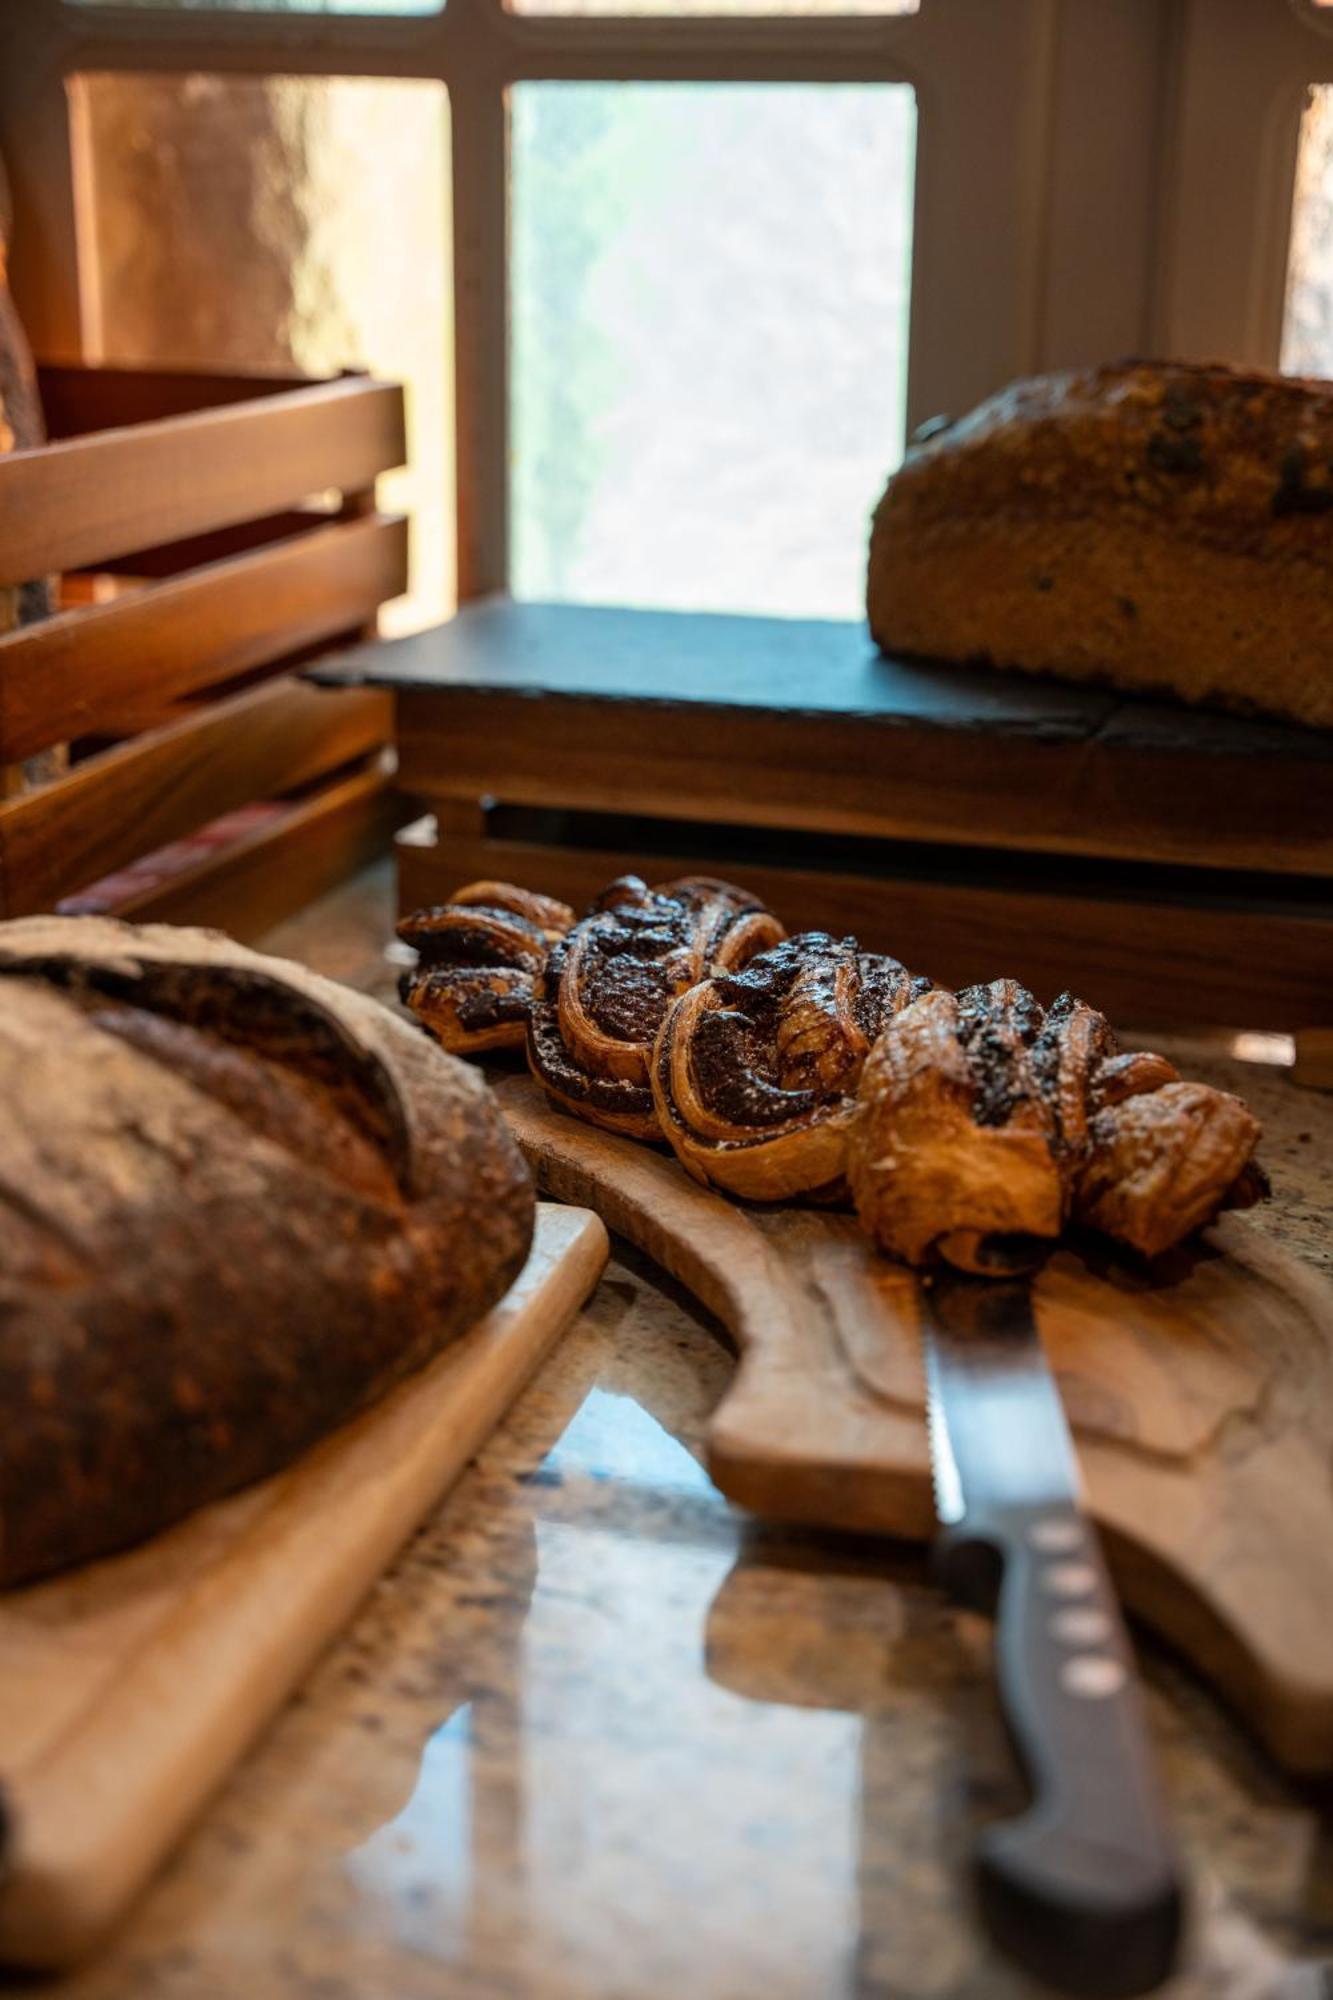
58;802;285;917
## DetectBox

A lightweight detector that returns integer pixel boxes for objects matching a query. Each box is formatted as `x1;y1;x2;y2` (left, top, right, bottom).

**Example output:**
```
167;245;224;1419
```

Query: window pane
1284;85;1333;378
71;72;452;632
510;83;915;619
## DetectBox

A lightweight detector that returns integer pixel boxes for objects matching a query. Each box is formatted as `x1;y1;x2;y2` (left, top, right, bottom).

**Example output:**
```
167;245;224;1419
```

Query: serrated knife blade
921;1270;1184;1999
923;1273;1082;1526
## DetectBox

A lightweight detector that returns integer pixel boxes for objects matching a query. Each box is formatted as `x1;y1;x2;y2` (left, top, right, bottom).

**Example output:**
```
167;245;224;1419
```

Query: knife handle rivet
1050;1606;1113;1646
1041;1561;1098;1597
1027;1517;1083;1553
1060;1655;1128;1700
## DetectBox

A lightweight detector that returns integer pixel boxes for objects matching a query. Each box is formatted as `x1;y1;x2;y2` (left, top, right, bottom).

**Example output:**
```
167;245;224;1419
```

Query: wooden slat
0;378;405;586
0;679;391;918
396;821;1333;1033
79;508;347;582
94;629;379;745
106;763;400;941
35;363;312;440
0;515;408;763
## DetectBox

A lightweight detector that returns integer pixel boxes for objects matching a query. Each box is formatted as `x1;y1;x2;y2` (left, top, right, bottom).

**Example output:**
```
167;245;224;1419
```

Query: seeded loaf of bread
0;917;534;1586
867;360;1333;730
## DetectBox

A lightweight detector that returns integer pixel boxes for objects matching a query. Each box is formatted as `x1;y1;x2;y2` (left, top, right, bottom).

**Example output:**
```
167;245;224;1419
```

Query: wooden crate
314;600;1333;1033
0;364;407;935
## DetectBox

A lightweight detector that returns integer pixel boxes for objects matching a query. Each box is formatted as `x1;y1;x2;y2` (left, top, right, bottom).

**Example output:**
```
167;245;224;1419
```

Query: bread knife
921;1269;1184;1997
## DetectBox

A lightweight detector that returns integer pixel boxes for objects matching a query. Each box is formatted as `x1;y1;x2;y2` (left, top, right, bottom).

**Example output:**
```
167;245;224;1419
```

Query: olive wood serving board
0;1202;607;1971
496;1076;1333;1778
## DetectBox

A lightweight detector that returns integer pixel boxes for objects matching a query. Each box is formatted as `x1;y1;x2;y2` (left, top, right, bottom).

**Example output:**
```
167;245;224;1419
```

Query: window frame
1157;0;1333;370
2;0;1310;610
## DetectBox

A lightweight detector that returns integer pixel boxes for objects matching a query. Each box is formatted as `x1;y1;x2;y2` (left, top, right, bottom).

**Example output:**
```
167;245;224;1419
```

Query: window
510;81;914;616
1286;85;1333;377
10;4;1333;629
1154;2;1333;373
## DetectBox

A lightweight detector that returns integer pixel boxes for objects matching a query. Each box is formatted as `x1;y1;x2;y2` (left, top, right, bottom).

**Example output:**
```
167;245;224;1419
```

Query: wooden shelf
320;598;1333;879
314;598;1332;1031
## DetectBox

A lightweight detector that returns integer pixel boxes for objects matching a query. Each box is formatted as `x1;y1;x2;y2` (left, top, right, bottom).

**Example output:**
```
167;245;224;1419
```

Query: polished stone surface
18;865;1333;2000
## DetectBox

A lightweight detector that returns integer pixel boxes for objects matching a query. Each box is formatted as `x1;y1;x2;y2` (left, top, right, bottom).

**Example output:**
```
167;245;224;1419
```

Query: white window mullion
901;0;1058;429
1156;0;1333;367
447;6;509;598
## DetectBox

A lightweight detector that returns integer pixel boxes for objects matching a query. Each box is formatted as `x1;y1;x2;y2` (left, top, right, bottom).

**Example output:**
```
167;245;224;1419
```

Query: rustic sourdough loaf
0;917;534;1586
867;360;1333;730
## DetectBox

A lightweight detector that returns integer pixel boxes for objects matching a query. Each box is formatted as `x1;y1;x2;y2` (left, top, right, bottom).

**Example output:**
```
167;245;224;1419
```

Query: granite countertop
20;865;1333;2000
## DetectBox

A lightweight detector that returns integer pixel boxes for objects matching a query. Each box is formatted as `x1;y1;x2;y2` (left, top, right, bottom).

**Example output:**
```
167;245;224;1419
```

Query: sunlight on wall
71;71;453;634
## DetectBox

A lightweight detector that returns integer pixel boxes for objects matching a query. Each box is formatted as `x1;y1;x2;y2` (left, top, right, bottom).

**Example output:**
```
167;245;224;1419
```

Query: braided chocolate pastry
847;982;1264;1272
398;881;575;1054
652;932;932;1200
528;875;784;1140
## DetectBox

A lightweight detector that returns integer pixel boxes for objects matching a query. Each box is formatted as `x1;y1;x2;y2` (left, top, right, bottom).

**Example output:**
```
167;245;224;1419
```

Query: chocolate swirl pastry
652;933;931;1200
847;981;1264;1272
398;881;576;1054
528;875;785;1140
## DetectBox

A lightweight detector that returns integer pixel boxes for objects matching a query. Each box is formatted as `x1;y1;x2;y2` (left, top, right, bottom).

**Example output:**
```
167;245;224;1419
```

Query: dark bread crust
0;917;534;1586
868;360;1333;729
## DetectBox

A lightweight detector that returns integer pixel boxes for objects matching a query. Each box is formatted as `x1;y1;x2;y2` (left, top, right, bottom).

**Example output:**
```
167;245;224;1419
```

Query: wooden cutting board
0;1202;607;1971
497;1077;1333;1779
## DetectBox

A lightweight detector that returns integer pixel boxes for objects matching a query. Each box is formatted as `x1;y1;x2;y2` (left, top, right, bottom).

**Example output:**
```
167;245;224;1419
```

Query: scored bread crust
0;916;535;1586
868;359;1333;730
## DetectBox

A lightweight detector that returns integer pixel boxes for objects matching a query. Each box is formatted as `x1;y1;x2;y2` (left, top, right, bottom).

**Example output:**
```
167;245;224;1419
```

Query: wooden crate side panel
0;515;408;763
110;763;399;941
396;823;1332;1032
0;380;405;586
0;680;392;918
396;690;1333;880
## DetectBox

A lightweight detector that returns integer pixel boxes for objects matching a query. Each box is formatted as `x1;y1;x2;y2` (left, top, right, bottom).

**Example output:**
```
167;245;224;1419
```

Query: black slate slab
310;598;1331;762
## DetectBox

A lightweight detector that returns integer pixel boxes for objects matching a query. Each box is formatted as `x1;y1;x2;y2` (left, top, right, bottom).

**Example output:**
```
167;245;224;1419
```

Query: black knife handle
936;1504;1184;1998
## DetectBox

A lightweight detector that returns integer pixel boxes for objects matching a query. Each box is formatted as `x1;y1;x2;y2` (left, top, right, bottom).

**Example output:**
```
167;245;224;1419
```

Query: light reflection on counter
338;1378;865;1993
344;1705;474;1957
1228;1032;1296;1068
539;1384;716;1494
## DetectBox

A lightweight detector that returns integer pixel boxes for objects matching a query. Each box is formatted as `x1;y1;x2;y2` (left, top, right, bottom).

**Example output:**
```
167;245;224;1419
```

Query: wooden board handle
496;1075;1333;1776
0;1205;607;1969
